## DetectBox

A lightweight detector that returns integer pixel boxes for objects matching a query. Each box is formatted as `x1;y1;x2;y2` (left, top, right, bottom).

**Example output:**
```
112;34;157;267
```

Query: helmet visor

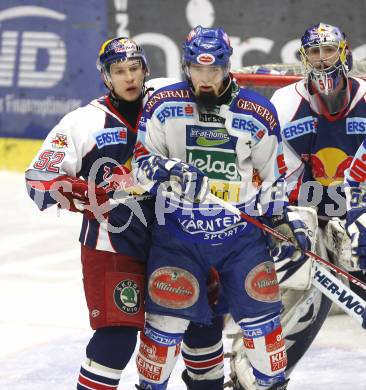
304;43;340;72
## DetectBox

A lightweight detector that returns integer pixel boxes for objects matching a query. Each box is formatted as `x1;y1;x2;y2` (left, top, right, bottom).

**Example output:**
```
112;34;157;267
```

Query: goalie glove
53;176;110;220
346;209;366;270
266;206;312;264
140;156;209;202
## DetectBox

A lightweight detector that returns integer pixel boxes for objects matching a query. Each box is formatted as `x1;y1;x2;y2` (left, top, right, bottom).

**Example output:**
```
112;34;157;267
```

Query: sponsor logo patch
243;337;255;349
149;267;199;309
156;103;194;123
245;261;280;302
51;133;68;149
302;147;352;186
242;327;263;338
145;89;190;113
94;127;128;148
199;113;225;123
144;326;182;346
188;125;231;148
265;325;285;353
346;117;366;134
237;99;278;131
231;115;263;134
282;116;317;140
209;180;241;202
186;149;240;181
136;355;162;381
139;333;168;364
269;350;287;372
113;279;141;315
197;53;215;65
91;309;100;318
349;153;366;183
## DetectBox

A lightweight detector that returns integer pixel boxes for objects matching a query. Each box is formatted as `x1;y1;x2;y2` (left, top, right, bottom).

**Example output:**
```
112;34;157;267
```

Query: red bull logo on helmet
302;147;353;186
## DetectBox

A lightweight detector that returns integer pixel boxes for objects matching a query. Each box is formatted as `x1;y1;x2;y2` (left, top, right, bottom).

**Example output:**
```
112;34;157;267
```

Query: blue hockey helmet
182;26;233;68
299;23;352;91
96;37;149;79
299;23;353;114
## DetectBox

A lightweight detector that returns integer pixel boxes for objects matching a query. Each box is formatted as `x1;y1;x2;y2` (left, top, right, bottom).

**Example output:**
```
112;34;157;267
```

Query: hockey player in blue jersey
25;37;175;390
132;25;310;390
228;22;366;389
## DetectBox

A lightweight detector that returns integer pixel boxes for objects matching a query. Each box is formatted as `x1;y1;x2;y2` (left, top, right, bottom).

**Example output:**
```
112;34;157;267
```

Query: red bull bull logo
302;147;353;186
51;133;68;149
101;157;143;194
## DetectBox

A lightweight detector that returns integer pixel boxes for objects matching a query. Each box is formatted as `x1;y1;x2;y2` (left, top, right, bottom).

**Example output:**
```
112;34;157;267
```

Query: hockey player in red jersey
25;37;168;390
228;22;366;389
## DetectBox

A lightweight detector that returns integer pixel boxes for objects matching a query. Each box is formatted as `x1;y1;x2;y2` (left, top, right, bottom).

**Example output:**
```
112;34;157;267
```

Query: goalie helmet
299;23;353;115
182;25;233;76
96;37;149;81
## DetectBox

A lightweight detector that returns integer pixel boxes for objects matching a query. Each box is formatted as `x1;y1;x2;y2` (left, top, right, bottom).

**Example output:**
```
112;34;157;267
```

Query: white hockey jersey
25;78;177;257
133;80;287;242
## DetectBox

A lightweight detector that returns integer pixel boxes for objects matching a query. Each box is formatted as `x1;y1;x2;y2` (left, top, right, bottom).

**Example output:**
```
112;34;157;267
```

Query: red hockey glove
53;176;110;220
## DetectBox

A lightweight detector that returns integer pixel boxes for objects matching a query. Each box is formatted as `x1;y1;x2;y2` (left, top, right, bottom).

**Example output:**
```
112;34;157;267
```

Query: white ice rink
1;171;366;389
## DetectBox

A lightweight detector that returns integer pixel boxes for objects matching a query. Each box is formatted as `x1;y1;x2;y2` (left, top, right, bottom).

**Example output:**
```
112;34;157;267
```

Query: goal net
232;60;366;98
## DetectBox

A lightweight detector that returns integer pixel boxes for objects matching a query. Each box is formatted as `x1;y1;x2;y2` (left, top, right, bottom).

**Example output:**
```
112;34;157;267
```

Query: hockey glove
140;156;209;202
267;206;311;263
53;176;110;220
346;209;366;270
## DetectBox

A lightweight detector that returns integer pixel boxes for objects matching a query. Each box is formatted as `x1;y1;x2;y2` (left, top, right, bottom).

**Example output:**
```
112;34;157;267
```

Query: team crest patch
51;133;68;149
245;261;280;302
113;279;141;315
149;267;199;309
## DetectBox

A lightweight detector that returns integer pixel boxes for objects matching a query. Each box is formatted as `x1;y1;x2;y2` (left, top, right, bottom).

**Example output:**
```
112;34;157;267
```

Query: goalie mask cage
232;61;366;98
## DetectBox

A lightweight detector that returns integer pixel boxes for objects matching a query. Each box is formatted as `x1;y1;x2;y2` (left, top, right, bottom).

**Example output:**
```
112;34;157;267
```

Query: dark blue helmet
300;23;352;73
299;23;353;114
96;37;148;75
182;26;233;67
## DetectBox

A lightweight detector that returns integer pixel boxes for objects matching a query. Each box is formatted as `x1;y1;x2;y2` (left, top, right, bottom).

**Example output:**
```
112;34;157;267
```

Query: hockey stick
205;192;366;292
312;262;365;325
110;178;366;291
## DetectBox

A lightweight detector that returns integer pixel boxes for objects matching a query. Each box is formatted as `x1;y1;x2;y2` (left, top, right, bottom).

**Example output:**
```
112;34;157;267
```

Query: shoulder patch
282;116;317;140
94;127;128;148
237;98;278;131
145;88;191;113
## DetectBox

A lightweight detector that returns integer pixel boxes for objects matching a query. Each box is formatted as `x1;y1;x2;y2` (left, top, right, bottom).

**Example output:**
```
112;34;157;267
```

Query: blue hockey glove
140;156;209;202
346;209;366;270
267;206;311;263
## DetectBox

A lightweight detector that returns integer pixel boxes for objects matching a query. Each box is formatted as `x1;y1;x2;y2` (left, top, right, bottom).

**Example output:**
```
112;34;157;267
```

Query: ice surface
1;171;366;389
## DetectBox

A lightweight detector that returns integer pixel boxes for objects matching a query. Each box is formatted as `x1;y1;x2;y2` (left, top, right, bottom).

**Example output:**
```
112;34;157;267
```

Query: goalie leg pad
81;245;145;329
324;218;361;271
137;314;189;389
238;314;287;389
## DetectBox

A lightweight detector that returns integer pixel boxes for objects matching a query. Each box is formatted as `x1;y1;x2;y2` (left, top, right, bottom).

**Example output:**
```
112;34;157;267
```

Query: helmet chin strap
218;76;232;97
